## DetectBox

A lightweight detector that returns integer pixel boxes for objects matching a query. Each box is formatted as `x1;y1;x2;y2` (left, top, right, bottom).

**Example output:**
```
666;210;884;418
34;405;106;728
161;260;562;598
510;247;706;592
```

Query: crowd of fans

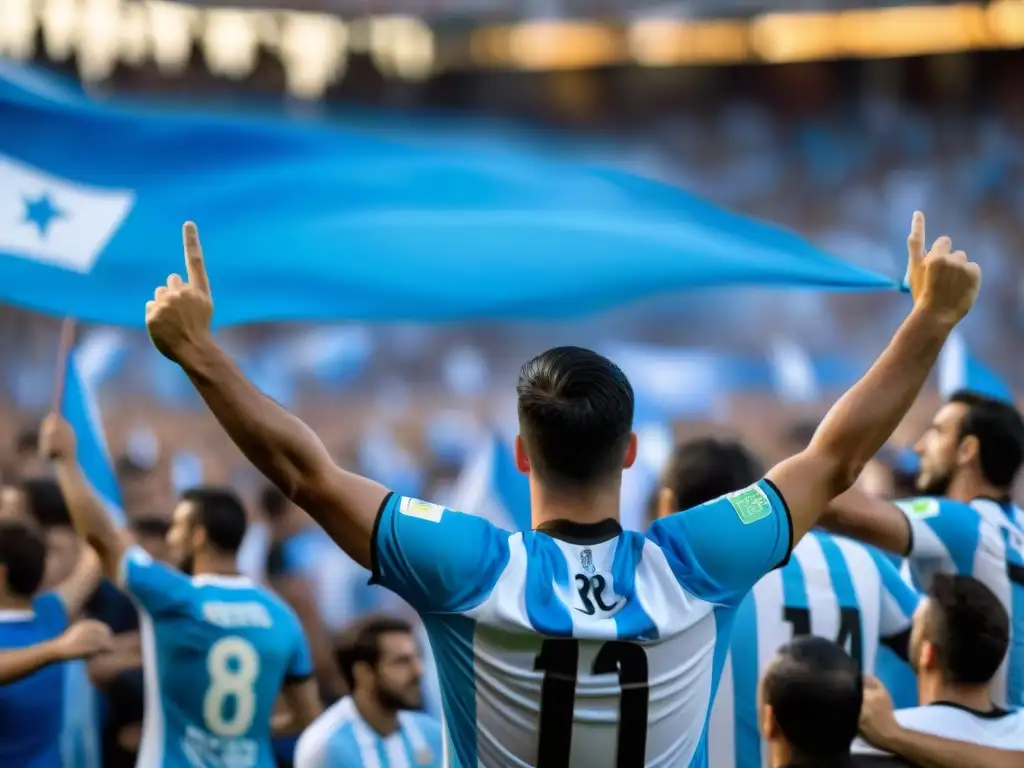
0;38;1022;768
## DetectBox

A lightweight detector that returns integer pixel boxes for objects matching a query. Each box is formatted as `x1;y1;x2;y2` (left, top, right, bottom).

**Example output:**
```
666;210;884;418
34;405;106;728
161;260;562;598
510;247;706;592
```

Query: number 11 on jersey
534;639;650;768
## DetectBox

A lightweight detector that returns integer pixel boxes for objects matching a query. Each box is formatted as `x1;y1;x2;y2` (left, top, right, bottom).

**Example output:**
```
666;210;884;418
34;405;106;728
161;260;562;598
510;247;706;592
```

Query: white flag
0;155;134;273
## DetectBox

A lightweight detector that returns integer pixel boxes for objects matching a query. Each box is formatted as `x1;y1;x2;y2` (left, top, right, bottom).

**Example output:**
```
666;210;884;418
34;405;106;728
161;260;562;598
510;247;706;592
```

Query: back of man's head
516;347;635;491
180;486;248;554
259;485;290;521
656;437;763;519
0;520;47;598
948;390;1024;490
761;636;862;765
915;573;1009;687
19;477;71;530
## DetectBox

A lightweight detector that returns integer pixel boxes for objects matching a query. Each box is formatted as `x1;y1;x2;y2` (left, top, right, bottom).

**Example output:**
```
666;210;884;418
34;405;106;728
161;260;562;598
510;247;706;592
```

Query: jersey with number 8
371;483;793;767
118;547;313;768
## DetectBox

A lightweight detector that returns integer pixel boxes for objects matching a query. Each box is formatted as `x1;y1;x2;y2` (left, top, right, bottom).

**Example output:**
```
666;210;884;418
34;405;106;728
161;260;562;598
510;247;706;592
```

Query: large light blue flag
61;338;126;527
0;63;900;327
938;331;1014;404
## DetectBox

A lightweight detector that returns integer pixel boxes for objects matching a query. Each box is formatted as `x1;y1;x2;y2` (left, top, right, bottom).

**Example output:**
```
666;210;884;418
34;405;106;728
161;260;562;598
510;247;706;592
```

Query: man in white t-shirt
855;574;1024;766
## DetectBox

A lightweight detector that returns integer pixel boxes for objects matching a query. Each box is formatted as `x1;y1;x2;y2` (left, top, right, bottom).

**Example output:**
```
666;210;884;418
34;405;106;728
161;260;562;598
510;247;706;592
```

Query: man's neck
352;688;399;737
191;553;240;577
529;478;623;529
920;675;995;713
946;472;1007;505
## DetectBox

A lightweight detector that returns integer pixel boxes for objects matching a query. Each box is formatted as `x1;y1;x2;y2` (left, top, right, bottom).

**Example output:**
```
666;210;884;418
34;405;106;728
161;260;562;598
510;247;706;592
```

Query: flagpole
51;317;78;414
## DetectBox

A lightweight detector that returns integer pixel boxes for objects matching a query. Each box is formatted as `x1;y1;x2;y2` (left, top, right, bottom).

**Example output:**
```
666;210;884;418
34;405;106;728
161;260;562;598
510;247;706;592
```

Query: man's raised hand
146;222;214;362
905;210;981;328
39;413;75;463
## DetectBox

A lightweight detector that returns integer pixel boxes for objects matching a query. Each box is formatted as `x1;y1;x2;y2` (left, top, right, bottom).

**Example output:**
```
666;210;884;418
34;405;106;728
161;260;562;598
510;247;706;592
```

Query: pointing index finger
182;221;211;296
907;210;925;266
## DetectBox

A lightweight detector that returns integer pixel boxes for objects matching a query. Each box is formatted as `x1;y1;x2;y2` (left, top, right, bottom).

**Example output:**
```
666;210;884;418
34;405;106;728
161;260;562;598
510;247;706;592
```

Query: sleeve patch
726;485;772;525
399;497;445;523
896;499;940;520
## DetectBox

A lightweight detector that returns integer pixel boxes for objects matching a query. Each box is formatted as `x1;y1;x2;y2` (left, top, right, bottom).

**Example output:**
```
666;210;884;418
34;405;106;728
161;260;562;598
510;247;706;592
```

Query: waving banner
0;63;898;327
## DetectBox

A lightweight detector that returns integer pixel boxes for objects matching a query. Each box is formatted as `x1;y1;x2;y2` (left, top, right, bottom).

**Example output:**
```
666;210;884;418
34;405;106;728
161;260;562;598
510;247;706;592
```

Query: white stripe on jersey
295;697;357;768
853;703;1024;754
971;500;1023;710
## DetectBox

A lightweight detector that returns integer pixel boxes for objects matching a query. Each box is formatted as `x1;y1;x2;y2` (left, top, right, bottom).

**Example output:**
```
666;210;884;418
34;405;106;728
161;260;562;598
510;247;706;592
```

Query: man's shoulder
0;606;62;647
893;705;939;730
894;496;972;522
296;697;359;764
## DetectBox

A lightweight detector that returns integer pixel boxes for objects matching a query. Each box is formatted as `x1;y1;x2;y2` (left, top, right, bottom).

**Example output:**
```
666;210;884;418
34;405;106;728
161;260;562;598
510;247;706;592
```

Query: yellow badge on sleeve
399;497;445;523
897;498;940;520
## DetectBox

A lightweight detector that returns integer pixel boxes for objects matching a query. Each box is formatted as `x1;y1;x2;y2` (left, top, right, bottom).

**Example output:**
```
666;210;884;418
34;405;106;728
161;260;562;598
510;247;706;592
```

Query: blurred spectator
295;615;442;768
18;478;82;591
0;521;103;768
759;636;862;767
263;485;348;702
855;575;1024;756
656;436;919;767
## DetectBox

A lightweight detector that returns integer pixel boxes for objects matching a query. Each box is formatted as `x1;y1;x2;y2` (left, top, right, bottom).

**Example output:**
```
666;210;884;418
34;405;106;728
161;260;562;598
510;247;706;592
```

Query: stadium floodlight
278;12;348;99
202;9;260;80
0;0;36;60
77;0;123;82
145;0;199;75
39;0;78;62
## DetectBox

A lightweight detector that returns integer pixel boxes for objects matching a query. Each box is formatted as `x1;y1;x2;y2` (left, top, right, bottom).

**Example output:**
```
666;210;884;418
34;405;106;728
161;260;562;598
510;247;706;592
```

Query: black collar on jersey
928;700;1013;719
534;517;622;545
780;758;856;768
970;495;1011;507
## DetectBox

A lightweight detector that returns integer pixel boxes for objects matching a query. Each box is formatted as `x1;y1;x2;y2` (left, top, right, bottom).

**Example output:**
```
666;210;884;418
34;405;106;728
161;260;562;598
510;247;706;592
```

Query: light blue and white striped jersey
370;480;793;768
895;496;1024;708
116;546;314;768
294;696;443;768
707;530;921;768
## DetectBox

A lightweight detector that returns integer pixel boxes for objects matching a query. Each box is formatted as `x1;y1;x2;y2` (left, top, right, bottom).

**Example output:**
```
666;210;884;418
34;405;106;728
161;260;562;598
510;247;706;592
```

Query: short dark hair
763;636;862;761
0;521;47;597
516;347;634;489
925;574;1009;686
337;615;414;690
130;516;171;540
660;437;763;511
259;485;288;520
20;477;71;529
180;487;248;553
948;390;1024;489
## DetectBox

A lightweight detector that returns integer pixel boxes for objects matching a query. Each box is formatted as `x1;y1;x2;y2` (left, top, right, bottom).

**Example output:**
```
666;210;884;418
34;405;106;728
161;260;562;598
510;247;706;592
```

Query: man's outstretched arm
41;415;127;583
765;212;981;546
820;485;914;556
145;223;388;569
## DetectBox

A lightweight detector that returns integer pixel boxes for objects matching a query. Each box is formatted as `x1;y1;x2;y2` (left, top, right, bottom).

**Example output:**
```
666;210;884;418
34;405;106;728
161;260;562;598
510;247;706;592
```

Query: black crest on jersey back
579;548;596;575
